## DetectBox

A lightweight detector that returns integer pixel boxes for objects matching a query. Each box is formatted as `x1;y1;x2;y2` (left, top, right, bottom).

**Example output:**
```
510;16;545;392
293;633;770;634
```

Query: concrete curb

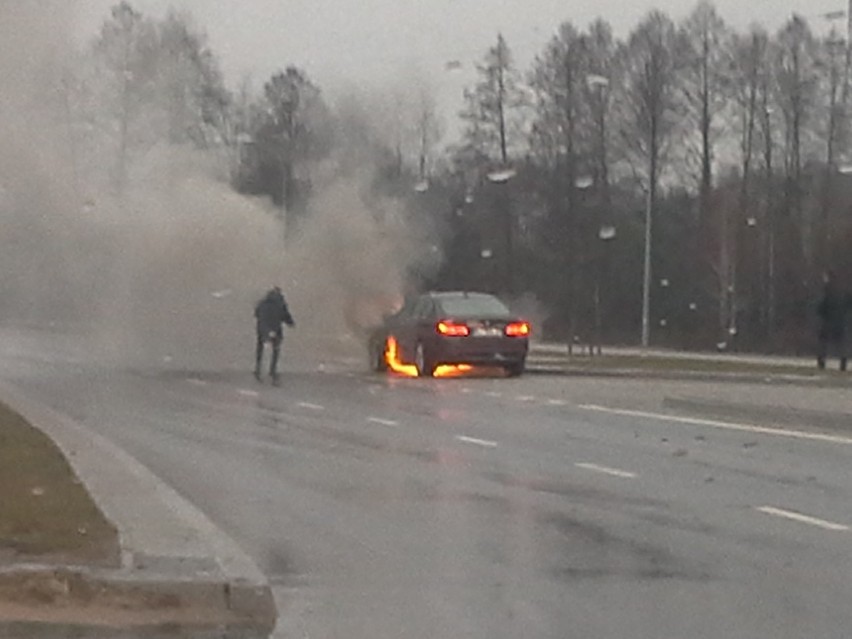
0;382;276;635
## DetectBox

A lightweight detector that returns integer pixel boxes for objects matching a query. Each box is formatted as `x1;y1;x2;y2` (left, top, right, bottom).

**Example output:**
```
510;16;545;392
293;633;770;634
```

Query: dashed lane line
547;399;567;406
237;389;260;398
579;404;852;446
756;506;849;531
456;435;498;448
297;402;325;411
187;378;209;387
516;395;536;402
367;417;399;427
576;462;637;479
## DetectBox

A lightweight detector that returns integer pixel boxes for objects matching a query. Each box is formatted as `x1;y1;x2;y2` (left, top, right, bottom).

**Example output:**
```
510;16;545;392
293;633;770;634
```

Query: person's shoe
270;372;280;386
253;370;262;382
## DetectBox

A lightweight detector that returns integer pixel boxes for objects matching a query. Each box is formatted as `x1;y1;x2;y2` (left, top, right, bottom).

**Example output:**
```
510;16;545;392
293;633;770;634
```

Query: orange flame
384;336;419;377
433;364;474;378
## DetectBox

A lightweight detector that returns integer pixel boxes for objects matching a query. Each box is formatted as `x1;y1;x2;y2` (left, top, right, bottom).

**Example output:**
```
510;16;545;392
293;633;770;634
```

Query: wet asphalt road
3;329;852;638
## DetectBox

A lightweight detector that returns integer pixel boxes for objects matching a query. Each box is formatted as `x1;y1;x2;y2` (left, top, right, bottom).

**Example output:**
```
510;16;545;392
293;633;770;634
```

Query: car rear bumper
431;336;528;365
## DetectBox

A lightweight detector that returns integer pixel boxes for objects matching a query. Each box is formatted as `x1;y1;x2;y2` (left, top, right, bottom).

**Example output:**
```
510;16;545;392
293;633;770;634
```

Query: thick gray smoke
0;3;435;372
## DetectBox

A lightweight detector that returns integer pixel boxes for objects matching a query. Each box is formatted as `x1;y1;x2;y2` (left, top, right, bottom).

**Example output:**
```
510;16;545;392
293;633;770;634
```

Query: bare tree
619;11;684;345
155;10;230;148
681;1;730;220
681;2;741;341
414;86;444;181
774;15;820;264
460;33;525;167
259;67;331;233
529;21;588;350
816;26;847;265
93;1;158;192
582;19;618;214
728;26;770;338
460;34;526;293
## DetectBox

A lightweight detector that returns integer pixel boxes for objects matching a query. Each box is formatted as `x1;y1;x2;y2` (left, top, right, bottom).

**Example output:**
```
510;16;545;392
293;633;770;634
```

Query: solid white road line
367;417;399;427
456;435;498;448
575;462;637;479
756;506;849;531
237;389;260;398
297;402;325;411
579;404;852;446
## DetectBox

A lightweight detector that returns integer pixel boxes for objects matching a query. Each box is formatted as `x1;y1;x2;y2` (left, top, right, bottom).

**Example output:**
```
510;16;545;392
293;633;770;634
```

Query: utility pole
641;187;653;348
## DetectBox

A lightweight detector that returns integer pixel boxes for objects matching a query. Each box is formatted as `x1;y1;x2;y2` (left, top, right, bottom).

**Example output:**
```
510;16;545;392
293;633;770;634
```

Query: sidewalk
525;341;849;387
530;342;813;368
0;382;276;637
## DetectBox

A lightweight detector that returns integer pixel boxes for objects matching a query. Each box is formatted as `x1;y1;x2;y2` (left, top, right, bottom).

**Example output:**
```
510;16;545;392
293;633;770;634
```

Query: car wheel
504;361;525;378
369;338;388;372
414;342;435;378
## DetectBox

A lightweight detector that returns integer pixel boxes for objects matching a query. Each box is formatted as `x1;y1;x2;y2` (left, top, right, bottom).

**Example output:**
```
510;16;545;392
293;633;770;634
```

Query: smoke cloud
0;2;436;373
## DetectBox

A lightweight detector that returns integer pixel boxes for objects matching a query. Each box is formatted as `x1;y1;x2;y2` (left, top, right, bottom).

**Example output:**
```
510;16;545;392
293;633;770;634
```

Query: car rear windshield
437;295;511;317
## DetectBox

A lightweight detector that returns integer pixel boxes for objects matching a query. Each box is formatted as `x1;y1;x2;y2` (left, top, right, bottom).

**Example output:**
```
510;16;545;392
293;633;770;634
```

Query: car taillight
437;320;470;337
505;321;531;337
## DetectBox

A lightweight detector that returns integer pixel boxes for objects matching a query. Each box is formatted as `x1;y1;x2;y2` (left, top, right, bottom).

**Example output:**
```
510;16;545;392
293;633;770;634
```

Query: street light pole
641;187;653;348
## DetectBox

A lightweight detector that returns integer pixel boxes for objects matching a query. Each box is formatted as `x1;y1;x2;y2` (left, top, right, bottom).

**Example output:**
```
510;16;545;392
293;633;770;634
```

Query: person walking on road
254;286;295;384
817;271;849;372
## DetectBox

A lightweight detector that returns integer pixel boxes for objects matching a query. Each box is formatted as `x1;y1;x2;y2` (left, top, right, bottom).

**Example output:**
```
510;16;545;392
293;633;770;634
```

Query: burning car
367;291;530;378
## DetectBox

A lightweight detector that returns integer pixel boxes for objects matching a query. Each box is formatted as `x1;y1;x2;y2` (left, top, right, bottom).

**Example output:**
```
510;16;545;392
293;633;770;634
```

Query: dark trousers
818;334;847;371
256;331;283;377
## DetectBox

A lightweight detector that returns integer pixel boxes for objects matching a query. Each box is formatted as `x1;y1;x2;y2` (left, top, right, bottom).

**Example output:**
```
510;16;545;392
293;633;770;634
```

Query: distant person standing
817;271;849;372
254;287;295;383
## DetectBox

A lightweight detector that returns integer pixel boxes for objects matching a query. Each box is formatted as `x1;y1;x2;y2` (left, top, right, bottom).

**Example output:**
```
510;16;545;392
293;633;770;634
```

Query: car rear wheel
415;342;435;378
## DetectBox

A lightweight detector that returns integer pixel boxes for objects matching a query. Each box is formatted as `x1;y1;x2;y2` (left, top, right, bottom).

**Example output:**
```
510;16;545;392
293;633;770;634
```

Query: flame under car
368;292;530;378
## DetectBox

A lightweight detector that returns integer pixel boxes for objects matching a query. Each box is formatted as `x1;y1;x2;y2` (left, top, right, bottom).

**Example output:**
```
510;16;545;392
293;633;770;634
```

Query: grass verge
534;354;835;377
0;401;118;565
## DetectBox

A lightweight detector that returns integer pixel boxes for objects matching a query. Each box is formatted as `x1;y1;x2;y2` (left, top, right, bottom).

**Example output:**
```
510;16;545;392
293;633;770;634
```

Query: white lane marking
187;378;209;387
576;462;637;479
297;402;325;411
238;389;260;398
456;435;498;448
579;404;852;446
516;395;536;402
756;506;849;531
485;391;502;398
547;398;567;406
460;388;473;394
367;417;398;427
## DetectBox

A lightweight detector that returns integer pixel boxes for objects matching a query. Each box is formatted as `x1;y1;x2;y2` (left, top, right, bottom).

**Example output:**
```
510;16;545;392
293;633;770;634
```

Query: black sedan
368;292;530;377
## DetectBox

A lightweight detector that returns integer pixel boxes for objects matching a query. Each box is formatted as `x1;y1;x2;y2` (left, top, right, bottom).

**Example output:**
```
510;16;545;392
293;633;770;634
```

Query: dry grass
0;402;118;565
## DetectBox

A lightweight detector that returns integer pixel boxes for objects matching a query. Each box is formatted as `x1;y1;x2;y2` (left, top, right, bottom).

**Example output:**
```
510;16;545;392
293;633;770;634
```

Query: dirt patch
0;401;119;566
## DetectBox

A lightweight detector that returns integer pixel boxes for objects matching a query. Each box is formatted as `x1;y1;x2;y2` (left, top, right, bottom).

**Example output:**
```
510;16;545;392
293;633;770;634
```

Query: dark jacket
817;283;848;340
255;289;295;336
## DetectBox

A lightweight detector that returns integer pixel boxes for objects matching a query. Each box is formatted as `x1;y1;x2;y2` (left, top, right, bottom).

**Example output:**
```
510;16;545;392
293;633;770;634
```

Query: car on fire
367;291;530;377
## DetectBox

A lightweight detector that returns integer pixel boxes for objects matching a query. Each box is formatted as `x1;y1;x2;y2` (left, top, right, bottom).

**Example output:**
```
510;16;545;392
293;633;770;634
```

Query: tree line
64;2;852;353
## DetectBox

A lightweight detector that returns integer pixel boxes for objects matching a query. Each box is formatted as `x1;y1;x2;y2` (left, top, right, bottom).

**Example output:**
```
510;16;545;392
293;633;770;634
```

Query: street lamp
641;186;653;348
595;224;617;354
487;167;517;293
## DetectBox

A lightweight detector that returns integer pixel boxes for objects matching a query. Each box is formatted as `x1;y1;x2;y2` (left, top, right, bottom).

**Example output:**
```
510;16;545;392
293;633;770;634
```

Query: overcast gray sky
74;0;847;131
